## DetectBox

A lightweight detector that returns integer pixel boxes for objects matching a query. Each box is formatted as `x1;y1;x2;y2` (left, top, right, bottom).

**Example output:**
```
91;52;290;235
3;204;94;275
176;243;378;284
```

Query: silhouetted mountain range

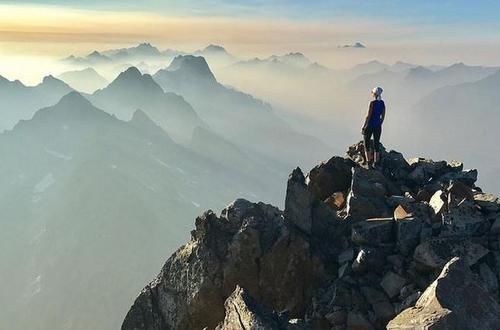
0;90;284;330
0;75;73;131
154;55;330;168
91;66;204;143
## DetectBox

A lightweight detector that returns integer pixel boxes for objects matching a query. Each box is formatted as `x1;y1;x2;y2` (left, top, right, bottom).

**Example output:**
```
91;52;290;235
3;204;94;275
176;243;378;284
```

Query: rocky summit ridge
121;142;500;330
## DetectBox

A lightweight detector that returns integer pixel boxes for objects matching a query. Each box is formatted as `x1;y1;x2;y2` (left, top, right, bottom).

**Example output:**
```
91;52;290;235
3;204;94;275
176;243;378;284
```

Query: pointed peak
451;62;466;67
203;44;227;53
42;75;58;83
57;91;92;107
166;55;216;81
104;66;164;95
410;65;433;73
41;75;71;89
117;66;143;80
86;51;111;62
285;52;306;58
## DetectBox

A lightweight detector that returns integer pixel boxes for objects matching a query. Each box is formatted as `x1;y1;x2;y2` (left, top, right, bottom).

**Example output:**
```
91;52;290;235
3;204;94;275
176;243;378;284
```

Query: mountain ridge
122;141;500;330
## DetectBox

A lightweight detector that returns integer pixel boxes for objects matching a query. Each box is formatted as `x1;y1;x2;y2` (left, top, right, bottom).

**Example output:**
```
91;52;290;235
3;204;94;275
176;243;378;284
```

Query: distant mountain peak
451;62;466;67
118;66;143;80
134;43;161;55
57;91;92;107
103;66;165;96
40;75;71;89
286;52;305;57
409;65;433;74
86;51;111;62
203;44;227;53
42;75;58;83
340;42;366;48
166;55;216;82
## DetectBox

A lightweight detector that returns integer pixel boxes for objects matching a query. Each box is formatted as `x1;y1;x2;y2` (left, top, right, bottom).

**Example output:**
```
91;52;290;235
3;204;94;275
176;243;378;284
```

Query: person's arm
362;101;373;133
380;102;386;125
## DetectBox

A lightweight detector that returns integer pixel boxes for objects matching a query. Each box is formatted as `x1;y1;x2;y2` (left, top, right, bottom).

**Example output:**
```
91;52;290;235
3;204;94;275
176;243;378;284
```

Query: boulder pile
122;142;500;330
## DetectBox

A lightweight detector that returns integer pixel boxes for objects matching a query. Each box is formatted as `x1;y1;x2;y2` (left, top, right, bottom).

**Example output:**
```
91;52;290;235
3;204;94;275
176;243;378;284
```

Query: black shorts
364;126;382;152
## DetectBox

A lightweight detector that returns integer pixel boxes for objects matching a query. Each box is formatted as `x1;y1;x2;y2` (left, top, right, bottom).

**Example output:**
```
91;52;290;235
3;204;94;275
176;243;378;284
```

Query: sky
1;0;500;80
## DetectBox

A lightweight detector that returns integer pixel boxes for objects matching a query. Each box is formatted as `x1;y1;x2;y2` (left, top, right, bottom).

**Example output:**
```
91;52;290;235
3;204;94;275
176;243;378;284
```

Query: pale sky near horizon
1;0;500;79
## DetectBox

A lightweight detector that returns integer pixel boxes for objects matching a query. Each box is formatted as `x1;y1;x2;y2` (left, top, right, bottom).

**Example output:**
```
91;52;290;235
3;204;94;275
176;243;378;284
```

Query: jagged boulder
387;257;500;330
216;286;285;330
285;168;315;234
440;199;490;237
474;192;500;212
413;238;489;270
407;158;448;185
122;199;323;330
307;156;354;201
395;216;423;255
346;167;396;221
351;218;394;246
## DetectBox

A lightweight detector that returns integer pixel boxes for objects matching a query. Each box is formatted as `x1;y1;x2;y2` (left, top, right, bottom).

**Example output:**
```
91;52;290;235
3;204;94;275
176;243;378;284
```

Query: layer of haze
3;4;500;83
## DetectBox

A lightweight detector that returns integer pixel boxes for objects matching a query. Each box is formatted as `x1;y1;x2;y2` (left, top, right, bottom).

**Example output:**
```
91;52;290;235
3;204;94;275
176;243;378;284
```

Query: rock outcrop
387;257;500;330
122;142;500;330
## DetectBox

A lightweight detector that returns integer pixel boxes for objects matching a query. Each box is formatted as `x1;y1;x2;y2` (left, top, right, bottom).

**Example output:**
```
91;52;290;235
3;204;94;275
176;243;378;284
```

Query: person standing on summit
362;87;385;169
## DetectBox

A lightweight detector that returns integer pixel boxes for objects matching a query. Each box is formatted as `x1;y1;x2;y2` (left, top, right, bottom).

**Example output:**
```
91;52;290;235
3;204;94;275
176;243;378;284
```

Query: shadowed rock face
122;142;500;330
387;257;500;330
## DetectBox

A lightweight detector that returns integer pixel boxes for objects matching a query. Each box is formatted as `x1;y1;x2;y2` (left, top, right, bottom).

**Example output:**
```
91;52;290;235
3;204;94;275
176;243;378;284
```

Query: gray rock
380;271;407;299
351;218;394;246
346;311;374;330
479;263;499;293
379;150;412;181
413;238;489;270
325;309;347;326
438;169;478;186
447;160;463;172
408;158;448;185
360;286;394;324
338;248;354;264
491;215;500;234
474;193;500;213
216;286;284;330
387;257;500;330
440;199;490;237
122;200;316;330
352;248;386;274
447;181;473;201
395;216;422;255
307;156;353;201
346;167;396;221
284;167;315;234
